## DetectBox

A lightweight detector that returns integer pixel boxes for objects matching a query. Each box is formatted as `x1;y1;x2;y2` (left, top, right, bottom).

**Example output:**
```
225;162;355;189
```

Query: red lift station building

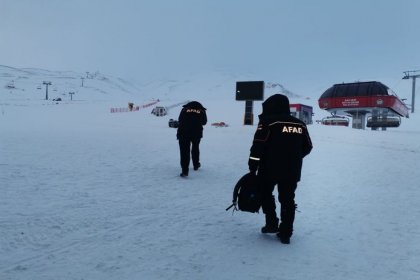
318;81;409;130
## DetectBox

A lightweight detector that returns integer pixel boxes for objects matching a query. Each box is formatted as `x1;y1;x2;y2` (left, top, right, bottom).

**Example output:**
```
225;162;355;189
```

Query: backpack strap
225;175;245;213
225;202;238;216
225;202;238;211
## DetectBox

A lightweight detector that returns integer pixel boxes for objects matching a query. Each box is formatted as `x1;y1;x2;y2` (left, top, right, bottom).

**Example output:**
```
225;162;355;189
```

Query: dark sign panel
236;81;264;101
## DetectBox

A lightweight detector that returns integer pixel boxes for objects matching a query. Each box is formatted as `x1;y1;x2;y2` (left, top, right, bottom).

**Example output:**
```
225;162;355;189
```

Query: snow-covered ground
1;66;419;280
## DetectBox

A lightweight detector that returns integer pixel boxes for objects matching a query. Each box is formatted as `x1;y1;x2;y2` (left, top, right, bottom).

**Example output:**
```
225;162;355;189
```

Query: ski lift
366;116;400;128
151;106;167;116
321;115;349;126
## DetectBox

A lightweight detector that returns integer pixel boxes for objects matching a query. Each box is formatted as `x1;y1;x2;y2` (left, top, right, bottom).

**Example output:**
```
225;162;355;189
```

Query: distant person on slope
248;94;312;244
177;101;207;177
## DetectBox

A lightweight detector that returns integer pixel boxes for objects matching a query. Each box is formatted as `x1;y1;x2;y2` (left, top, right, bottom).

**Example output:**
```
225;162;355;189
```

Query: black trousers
259;176;298;237
178;137;201;173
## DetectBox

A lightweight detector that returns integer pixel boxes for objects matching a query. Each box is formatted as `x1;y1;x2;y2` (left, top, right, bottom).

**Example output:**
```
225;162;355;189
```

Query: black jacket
248;94;312;182
177;101;207;139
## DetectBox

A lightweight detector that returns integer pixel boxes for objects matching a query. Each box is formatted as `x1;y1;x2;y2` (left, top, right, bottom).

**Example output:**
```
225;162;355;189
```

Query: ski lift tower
402;70;420;113
235;81;264;125
43;81;52;100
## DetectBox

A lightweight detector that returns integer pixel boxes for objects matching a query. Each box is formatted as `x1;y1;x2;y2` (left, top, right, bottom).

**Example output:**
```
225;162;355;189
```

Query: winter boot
277;223;292;244
193;163;201;171
277;233;290;244
180;168;189;177
261;217;279;234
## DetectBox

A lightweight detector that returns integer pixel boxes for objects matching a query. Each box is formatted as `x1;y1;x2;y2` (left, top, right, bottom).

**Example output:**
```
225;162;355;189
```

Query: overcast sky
1;0;419;97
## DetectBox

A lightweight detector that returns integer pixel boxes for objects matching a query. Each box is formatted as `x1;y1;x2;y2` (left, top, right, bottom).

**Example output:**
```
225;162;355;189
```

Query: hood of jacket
183;101;206;110
259;94;290;120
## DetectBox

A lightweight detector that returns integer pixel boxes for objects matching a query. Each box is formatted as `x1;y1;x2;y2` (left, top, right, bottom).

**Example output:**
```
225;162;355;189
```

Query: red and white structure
290;103;313;125
318;81;409;129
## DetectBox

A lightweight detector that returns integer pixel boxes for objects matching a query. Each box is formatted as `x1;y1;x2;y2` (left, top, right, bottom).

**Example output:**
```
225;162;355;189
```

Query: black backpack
226;173;262;213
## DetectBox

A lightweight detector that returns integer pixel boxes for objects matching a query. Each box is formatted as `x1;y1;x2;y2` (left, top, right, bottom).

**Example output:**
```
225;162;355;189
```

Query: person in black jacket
248;94;312;244
177;101;207;177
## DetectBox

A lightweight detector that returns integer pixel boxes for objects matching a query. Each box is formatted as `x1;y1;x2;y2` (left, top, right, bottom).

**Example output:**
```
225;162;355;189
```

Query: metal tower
402;70;420;113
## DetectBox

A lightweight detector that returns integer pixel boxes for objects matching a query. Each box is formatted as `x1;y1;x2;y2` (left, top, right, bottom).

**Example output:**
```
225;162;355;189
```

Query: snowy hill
0;65;314;126
0;65;144;104
0;65;308;103
1;65;419;280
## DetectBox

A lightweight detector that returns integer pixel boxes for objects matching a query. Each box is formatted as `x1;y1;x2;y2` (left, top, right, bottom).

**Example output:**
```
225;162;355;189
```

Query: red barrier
110;107;139;113
211;122;229;127
110;100;159;113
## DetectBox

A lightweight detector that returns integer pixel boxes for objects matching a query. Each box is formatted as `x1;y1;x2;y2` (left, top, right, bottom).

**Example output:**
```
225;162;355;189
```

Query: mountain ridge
0;65;309;104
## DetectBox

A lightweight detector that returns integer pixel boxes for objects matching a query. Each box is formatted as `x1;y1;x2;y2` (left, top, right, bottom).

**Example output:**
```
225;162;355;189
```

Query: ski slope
1;66;419;280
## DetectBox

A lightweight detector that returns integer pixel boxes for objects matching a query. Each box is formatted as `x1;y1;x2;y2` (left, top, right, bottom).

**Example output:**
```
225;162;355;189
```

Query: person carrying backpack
248;94;312;244
177;101;207;177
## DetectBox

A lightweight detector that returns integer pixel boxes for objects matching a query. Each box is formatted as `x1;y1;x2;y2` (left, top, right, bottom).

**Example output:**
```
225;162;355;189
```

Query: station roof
320;81;390;99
